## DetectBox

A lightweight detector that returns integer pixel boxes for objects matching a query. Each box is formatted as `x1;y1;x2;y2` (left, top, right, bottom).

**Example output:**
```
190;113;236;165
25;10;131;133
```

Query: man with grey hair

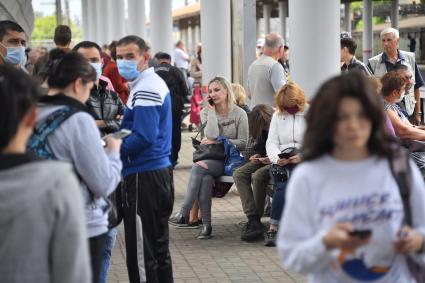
247;32;286;107
368;27;424;124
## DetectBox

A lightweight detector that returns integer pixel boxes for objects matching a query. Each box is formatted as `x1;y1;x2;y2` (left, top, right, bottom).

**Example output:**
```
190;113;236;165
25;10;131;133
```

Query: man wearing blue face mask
0;20;27;69
73;41;124;135
116;35;174;283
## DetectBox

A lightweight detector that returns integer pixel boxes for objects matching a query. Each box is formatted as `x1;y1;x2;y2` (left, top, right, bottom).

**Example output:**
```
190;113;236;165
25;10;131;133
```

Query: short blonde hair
231;83;247;106
274;82;307;113
208;76;235;112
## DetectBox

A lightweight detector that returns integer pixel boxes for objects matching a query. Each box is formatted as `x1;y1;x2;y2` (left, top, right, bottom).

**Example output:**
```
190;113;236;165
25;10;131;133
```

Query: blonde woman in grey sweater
170;76;248;239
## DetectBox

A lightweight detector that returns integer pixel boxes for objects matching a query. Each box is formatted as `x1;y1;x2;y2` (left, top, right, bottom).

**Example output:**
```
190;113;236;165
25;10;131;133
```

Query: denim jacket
86;78;124;134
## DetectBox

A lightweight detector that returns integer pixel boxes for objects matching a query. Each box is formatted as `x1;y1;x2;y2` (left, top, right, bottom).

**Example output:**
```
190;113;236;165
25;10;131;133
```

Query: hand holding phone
104;136;122;152
102;129;132;141
278;152;290;159
249;154;261;164
208;98;214;106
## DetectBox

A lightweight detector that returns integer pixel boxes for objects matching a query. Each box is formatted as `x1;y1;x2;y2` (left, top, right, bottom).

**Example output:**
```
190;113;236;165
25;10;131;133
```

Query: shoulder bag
191;123;225;163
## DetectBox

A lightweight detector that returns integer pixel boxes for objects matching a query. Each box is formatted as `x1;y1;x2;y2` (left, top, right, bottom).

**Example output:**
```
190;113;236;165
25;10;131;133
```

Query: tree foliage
31;15;82;41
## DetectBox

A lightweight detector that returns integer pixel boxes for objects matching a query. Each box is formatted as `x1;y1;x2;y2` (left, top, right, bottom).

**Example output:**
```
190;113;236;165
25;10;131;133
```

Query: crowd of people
1;15;425;283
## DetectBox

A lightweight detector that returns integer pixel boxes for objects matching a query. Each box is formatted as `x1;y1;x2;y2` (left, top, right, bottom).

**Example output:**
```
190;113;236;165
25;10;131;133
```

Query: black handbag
107;182;123;229
271;147;299;183
191;123;225;162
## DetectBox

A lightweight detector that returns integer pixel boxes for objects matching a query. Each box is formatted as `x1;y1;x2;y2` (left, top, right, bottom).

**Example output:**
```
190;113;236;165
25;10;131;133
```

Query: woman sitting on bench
265;82;308;247
169;76;248;239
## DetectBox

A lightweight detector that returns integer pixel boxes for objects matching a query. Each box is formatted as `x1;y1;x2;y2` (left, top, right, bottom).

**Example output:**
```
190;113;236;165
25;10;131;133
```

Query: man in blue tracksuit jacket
116;35;174;283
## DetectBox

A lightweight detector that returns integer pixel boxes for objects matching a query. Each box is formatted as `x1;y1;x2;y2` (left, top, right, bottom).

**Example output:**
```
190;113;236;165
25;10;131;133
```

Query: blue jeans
270;181;288;225
98;228;118;283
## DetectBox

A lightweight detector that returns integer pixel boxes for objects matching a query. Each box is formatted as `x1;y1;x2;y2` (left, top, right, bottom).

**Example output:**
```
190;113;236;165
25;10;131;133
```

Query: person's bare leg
189;199;200;223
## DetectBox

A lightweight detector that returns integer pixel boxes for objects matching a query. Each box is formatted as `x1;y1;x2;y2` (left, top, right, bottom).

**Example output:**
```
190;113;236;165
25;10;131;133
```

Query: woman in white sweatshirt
264;82;307;247
277;72;425;283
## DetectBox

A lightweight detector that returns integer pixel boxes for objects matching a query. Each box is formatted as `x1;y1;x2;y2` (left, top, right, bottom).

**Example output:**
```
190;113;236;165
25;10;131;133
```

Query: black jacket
341;56;371;76
154;63;189;114
86;78;124;134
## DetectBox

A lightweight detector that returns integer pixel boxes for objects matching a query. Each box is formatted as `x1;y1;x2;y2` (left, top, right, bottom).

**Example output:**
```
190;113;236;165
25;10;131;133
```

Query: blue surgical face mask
0;43;26;65
90;62;102;80
117;59;139;81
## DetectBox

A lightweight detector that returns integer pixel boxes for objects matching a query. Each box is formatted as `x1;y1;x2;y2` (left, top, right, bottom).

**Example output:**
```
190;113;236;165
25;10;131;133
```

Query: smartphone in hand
102;129;132;140
208;98;214;106
349;229;372;239
278;152;290;159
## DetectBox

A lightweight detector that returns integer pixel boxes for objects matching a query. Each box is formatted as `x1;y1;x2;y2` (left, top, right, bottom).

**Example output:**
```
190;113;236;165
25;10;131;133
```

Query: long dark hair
302;72;396;161
249;104;274;140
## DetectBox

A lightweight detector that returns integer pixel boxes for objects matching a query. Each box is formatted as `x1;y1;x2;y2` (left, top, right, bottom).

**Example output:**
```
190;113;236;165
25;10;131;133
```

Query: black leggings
89;232;108;283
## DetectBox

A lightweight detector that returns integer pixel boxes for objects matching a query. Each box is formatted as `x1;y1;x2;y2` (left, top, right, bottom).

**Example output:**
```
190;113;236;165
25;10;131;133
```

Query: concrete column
81;0;89;40
344;3;352;34
190;25;197;53
200;0;232;83
103;0;113;44
289;0;340;99
150;0;173;55
232;0;256;88
194;25;201;45
181;28;188;48
110;0;125;41
55;0;62;25
256;18;261;39
89;0;99;42
95;0;108;45
363;0;373;63
128;0;146;38
87;0;97;41
391;0;399;29
263;3;271;35
279;1;288;44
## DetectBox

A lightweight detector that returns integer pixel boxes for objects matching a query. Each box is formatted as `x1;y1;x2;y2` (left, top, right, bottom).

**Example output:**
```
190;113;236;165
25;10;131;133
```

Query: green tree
31;15;82;42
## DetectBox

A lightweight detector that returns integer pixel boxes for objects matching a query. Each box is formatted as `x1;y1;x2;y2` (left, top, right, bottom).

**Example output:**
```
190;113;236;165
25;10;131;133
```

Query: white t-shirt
173;48;189;69
277;154;425;283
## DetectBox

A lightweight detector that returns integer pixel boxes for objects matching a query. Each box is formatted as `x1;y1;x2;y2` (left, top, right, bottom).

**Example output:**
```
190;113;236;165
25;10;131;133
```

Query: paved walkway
107;131;307;283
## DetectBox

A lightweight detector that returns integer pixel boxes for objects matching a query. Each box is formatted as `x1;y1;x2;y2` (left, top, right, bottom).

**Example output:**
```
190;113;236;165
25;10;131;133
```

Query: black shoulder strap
193;122;207;140
389;147;413;226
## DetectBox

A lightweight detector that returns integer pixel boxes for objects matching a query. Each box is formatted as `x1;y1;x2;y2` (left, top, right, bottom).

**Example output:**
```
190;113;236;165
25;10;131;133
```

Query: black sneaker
197;224;212;239
264;230;277;247
168;212;190;227
241;220;265;241
176;220;200;229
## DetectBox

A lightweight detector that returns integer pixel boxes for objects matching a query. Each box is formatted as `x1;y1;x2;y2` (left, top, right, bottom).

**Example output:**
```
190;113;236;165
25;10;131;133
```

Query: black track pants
123;167;174;283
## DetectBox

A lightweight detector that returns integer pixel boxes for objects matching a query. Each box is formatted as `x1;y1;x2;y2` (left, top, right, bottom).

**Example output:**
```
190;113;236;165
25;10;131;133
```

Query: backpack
389;147;425;283
27;107;79;159
27;106;123;229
